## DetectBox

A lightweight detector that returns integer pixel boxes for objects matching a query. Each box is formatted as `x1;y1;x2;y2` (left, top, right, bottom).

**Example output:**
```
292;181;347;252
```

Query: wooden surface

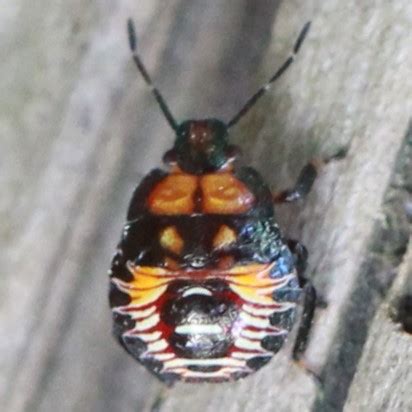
345;239;412;411
1;1;411;412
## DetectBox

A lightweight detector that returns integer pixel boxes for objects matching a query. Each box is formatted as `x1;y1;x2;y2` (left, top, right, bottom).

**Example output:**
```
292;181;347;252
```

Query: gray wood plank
1;1;280;411
1;1;411;412
345;241;412;412
151;1;412;411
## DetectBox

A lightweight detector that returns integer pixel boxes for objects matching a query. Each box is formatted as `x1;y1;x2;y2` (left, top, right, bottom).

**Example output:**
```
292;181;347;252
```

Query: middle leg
273;149;347;204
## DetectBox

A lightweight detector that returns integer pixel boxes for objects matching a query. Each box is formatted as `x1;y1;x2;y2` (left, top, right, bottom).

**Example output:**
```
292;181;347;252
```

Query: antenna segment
127;19;178;131
227;22;311;129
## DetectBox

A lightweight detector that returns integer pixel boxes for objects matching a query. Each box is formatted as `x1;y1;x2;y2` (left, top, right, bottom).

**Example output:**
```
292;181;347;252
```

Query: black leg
292;279;322;387
287;239;308;276
287;240;316;361
273;149;347;204
292;280;317;361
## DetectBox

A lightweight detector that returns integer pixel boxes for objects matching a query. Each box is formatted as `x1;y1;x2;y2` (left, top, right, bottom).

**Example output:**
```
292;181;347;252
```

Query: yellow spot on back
159;226;184;254
213;225;236;249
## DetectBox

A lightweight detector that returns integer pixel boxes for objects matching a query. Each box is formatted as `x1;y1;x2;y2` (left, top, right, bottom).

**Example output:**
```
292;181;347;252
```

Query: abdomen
109;169;301;383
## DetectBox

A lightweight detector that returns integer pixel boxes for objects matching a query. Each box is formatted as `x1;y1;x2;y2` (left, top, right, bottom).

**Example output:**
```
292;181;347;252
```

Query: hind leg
287;240;317;361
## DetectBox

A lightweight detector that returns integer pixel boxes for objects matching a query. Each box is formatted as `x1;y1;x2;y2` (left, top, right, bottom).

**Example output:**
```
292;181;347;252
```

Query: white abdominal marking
175;324;224;334
113;264;297;380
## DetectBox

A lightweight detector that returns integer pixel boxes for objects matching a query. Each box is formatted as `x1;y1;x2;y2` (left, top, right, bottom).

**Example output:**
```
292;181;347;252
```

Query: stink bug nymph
109;19;320;384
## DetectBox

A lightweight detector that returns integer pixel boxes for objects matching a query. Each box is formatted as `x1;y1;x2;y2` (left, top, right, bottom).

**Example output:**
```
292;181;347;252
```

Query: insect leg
287;239;308;275
286;239;316;361
292;277;317;361
273;148;347;203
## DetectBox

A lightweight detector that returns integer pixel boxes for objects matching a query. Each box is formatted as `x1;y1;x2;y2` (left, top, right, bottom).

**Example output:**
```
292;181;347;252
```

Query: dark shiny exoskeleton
109;19;321;385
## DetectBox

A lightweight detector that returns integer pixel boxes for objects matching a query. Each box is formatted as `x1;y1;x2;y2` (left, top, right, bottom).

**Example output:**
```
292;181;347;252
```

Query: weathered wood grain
152;1;412;411
1;1;411;412
345;239;412;412
1;1;279;411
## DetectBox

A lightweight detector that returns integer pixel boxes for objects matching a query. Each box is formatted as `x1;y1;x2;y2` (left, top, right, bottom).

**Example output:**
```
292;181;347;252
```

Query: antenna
227;21;311;129
127;19;178;131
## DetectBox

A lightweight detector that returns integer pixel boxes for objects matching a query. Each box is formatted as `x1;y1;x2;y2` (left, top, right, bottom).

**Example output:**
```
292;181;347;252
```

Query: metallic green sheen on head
166;119;236;174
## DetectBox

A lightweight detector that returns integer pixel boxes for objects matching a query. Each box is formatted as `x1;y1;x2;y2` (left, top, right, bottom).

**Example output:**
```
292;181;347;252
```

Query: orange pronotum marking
201;173;255;214
148;174;197;215
148;172;255;215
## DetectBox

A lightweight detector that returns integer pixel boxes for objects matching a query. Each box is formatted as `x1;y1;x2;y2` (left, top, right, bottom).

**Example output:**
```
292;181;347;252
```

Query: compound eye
163;149;177;164
225;144;241;160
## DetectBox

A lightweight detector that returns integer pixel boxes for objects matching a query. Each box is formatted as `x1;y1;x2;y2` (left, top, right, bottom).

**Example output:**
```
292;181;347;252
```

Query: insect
109;19;321;385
